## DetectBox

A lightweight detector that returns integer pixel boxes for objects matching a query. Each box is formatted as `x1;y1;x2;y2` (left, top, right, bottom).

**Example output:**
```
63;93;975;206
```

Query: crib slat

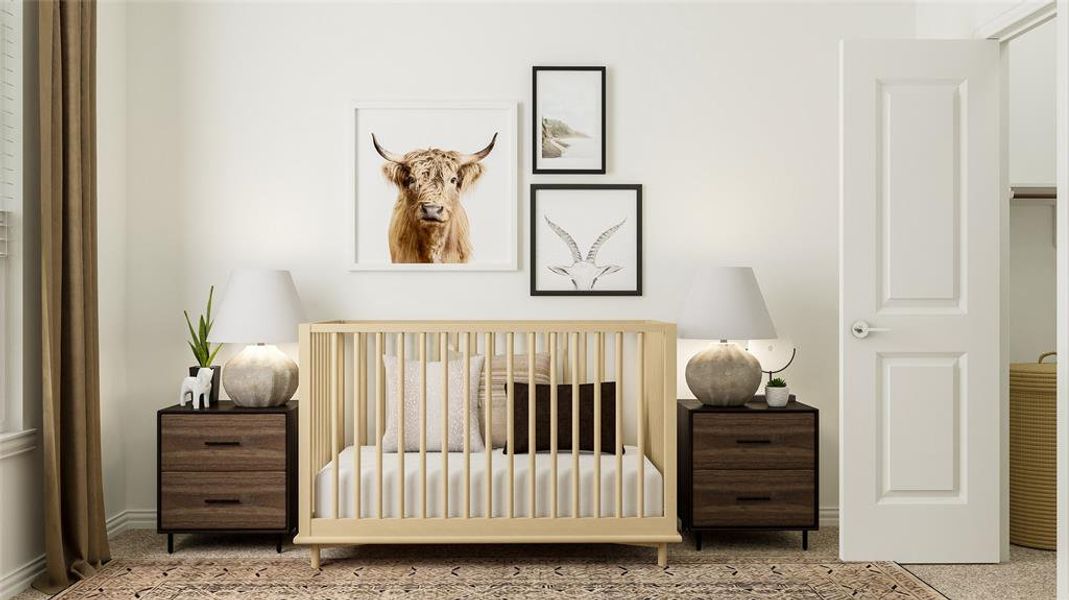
528;332;536;518
549;332;559;518
637;331;645;518
615;332;623;518
397;333;405;519
463;332;472;519
441;333;449;519
310;335;317;512
571;332;579;518
506;332;515;519
331;333;341;519
484;332;493;518
420;332;428;519
376;332;384;519
594;332;603;518
353;333;363;520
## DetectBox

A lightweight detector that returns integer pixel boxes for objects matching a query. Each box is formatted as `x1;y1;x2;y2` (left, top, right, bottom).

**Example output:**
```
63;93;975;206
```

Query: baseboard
819;506;839;528
104;508;838;533
107;508;157;536
0;555;44;600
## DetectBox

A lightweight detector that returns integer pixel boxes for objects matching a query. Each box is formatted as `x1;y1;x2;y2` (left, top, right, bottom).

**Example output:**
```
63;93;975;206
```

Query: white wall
1009;17;1057;185
118;0;916;518
98;0;130;529
913;0;1047;38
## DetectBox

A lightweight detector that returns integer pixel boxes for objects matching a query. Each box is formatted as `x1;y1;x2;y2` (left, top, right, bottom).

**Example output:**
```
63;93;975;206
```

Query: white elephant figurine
179;368;214;409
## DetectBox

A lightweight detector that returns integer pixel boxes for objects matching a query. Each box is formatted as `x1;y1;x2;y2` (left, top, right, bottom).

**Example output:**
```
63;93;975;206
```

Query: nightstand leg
695;531;703;551
802;530;809;551
310;544;321;569
276;535;282;554
167;534;174;554
656;543;668;567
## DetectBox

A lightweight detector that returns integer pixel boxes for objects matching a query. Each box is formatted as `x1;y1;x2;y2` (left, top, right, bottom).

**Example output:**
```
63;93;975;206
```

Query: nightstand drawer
161;414;286;471
693;413;815;470
160;471;286;530
692;469;814;527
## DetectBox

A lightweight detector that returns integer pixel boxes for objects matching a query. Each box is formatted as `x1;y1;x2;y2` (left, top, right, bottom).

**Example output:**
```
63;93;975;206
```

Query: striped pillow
477;353;552;448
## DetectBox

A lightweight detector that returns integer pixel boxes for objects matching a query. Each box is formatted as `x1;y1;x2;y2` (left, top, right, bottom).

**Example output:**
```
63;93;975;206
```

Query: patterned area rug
53;556;946;599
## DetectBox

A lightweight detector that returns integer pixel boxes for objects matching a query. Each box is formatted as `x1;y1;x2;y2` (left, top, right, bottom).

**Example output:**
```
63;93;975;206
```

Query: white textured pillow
382;354;486;453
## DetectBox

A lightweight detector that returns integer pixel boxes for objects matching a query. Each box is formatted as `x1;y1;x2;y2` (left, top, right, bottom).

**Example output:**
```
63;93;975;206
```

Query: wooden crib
295;320;680;567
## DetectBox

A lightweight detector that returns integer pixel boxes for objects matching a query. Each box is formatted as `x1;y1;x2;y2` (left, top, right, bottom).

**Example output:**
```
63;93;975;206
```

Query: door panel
840;39;1001;563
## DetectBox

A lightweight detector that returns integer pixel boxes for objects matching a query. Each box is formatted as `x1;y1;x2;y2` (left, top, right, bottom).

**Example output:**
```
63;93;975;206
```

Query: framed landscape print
350;101;518;271
530;184;641;296
532;67;606;174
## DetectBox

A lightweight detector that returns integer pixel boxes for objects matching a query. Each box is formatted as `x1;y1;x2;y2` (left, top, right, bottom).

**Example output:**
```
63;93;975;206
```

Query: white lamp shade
678;266;777;341
208;269;305;344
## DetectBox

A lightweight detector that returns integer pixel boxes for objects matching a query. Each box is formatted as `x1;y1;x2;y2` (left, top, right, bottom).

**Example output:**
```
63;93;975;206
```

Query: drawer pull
204;441;241;447
204;498;242;505
736;496;772;503
736;439;772;445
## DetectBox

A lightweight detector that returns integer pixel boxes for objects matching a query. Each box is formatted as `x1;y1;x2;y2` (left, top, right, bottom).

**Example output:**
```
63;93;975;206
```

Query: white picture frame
349;101;518;271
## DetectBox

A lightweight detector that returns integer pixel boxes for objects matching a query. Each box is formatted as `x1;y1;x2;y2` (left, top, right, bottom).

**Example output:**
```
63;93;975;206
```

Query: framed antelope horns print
350;101;518;271
530;184;642;296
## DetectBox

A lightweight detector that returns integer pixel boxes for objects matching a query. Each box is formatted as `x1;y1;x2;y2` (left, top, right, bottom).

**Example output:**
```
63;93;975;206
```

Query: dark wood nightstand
677;397;819;550
157;401;297;553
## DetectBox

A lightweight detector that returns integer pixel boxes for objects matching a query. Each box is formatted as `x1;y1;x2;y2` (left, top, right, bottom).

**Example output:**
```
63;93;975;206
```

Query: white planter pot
765;386;790;407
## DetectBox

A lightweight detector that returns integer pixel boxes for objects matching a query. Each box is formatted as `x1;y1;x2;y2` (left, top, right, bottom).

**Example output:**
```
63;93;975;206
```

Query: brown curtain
33;0;110;594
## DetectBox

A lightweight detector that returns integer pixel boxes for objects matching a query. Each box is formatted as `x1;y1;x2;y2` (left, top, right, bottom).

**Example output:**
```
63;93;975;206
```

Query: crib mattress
314;445;663;519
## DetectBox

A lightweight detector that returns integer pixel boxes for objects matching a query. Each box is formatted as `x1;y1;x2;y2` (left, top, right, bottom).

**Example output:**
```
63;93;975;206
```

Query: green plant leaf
198;315;208;344
207;344;222;367
206;285;214;321
187;341;205;366
767;377;787;387
183;310;198;343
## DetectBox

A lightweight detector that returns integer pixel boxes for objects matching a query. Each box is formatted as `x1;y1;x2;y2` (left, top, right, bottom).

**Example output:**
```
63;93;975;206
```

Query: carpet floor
12;528;1053;599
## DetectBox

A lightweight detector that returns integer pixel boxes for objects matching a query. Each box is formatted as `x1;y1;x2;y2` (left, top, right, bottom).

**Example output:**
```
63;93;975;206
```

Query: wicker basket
1010;352;1057;550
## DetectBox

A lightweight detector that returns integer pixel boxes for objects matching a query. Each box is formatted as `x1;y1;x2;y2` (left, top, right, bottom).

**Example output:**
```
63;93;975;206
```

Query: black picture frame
530;184;642;297
532;66;607;175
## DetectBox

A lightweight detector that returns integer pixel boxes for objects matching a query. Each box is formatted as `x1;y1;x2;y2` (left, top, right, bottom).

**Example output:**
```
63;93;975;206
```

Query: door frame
978;1;1066;593
974;0;1065;590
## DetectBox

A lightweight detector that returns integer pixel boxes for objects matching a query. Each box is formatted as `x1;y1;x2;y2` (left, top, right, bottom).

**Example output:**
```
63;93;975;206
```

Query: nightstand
677;397;819;550
157;401;297;553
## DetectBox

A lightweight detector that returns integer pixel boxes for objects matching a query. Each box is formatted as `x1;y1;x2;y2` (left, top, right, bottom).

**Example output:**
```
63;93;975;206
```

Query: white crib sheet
314;445;663;519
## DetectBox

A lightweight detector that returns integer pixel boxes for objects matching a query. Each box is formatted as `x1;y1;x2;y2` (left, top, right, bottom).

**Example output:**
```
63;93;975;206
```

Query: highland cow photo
532;66;606;174
351;102;518;270
530;184;641;296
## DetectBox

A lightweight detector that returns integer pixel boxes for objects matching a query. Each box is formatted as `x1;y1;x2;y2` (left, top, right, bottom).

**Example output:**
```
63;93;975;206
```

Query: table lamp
678;267;777;406
209;269;305;407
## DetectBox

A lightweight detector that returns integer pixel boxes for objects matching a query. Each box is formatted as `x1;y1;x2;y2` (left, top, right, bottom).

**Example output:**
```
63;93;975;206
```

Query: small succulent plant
767;377;788;388
184;286;222;368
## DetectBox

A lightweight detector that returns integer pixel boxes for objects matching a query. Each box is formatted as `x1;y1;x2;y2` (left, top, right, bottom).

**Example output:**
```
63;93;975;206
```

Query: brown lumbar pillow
508;382;616;454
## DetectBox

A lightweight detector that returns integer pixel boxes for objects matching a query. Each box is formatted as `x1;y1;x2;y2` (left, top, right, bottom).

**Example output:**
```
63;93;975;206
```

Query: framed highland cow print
532;66;606;174
350;101;518;271
530;184;641;296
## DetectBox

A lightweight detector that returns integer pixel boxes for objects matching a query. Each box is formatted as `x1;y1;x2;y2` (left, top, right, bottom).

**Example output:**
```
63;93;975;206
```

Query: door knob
851;320;891;339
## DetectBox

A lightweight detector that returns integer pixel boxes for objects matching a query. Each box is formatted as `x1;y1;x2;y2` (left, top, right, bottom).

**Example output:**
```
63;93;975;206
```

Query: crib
295;320;680;567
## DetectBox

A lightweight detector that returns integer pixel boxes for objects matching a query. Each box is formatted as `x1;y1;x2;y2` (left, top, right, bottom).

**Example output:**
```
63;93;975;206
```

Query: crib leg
310;545;321;570
656;543;668;567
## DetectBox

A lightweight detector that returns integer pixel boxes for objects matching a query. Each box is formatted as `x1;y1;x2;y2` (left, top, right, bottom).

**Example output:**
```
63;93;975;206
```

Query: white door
840;39;1003;563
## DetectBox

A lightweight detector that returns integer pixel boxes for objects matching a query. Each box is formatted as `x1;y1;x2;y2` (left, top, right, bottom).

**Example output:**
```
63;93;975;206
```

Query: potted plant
184;286;223;406
765;377;791;408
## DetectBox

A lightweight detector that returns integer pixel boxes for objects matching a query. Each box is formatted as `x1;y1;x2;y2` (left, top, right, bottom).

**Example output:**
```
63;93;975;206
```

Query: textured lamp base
685;342;762;407
222;344;298;408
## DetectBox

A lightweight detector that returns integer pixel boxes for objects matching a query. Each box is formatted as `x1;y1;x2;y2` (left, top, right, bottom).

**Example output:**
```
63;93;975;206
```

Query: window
0;0;21;434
